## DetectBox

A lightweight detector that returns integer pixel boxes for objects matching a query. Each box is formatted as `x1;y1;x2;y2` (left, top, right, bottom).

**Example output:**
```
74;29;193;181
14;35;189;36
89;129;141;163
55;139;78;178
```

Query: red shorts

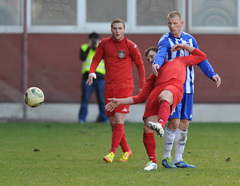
143;83;183;119
105;88;133;117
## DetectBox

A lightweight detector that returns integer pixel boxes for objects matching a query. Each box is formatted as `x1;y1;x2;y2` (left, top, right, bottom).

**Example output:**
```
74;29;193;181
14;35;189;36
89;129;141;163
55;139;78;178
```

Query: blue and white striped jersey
153;31;217;93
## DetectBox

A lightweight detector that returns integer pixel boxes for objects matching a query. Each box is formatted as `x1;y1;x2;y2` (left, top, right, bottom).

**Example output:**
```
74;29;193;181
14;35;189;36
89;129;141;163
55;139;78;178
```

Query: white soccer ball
24;87;44;108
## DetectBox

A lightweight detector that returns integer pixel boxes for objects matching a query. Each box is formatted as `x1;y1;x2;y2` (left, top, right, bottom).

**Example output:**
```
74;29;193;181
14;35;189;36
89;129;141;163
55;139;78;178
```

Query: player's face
168;16;183;38
111;23;125;41
146;50;157;65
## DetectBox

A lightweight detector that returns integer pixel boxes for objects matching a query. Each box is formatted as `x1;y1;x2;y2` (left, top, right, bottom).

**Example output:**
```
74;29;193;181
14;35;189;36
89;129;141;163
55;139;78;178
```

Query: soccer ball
24;87;44;108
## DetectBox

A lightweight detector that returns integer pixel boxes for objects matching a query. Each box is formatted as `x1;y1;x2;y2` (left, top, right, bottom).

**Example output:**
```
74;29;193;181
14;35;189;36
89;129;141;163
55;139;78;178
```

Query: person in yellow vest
79;32;108;123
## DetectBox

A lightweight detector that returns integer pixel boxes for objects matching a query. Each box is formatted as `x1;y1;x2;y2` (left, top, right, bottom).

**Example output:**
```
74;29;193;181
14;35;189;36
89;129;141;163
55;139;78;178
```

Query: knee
158;90;173;104
179;120;190;130
114;113;125;124
143;123;152;133
168;119;179;131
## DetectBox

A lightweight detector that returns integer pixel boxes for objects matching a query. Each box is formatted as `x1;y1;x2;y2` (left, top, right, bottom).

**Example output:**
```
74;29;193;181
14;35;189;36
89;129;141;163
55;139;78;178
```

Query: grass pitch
0;122;239;185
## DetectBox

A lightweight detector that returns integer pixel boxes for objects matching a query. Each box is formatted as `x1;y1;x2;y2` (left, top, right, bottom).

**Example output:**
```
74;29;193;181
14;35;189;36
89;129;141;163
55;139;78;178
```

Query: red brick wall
0;33;239;103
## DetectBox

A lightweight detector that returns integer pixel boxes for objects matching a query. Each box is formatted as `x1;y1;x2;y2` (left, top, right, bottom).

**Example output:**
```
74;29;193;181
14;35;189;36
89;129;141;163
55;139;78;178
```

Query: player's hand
171;44;195;53
86;73;96;85
152;64;160;76
171;43;184;52
212;75;221;87
105;98;120;112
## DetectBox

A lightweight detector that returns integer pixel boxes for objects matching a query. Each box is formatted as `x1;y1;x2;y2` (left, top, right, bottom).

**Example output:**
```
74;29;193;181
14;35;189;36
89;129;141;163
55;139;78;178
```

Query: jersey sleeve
132;74;156;104
153;37;170;68
183;48;207;66
192;36;199;49
129;42;146;89
198;59;217;79
89;40;105;74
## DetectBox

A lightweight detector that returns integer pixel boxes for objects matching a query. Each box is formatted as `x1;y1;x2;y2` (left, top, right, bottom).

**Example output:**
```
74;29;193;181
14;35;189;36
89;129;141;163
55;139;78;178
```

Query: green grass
0;122;239;185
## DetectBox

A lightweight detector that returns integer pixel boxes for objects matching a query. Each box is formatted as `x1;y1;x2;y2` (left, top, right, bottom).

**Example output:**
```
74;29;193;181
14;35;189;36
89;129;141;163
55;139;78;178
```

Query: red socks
110;124;125;154
143;132;157;163
120;132;130;152
158;99;170;129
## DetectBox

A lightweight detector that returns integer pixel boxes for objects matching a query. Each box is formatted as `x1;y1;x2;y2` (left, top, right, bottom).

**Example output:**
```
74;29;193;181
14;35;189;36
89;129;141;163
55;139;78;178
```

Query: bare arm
105;97;134;112
170;43;195;53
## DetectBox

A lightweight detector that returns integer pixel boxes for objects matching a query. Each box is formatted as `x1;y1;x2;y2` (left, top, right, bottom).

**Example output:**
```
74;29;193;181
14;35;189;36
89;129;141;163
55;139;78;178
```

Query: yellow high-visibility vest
81;43;105;75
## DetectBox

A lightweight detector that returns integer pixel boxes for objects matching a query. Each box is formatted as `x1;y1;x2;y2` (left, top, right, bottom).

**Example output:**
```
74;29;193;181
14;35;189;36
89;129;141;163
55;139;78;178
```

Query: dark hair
111;18;125;28
89;32;99;39
145;46;158;57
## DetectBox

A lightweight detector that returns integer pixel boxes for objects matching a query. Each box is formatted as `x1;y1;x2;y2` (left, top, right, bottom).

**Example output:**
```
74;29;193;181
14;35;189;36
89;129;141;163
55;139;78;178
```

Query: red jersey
133;48;207;104
89;36;145;89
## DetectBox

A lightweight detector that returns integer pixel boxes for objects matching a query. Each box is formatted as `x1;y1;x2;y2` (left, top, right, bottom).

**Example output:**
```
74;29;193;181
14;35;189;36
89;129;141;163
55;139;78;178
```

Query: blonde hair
111;18;125;28
167;11;182;21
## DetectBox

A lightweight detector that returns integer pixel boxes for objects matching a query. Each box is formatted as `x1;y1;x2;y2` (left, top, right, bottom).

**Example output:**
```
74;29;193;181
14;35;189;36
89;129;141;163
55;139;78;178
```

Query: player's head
145;46;158;64
111;18;125;41
167;11;183;38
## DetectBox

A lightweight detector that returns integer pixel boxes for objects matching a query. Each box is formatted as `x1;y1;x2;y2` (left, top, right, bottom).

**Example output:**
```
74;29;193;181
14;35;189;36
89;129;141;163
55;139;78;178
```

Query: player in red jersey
87;18;146;163
105;43;206;169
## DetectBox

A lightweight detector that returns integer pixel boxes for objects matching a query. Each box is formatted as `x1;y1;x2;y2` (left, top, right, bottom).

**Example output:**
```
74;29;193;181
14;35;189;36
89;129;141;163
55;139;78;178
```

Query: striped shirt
153;31;217;93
